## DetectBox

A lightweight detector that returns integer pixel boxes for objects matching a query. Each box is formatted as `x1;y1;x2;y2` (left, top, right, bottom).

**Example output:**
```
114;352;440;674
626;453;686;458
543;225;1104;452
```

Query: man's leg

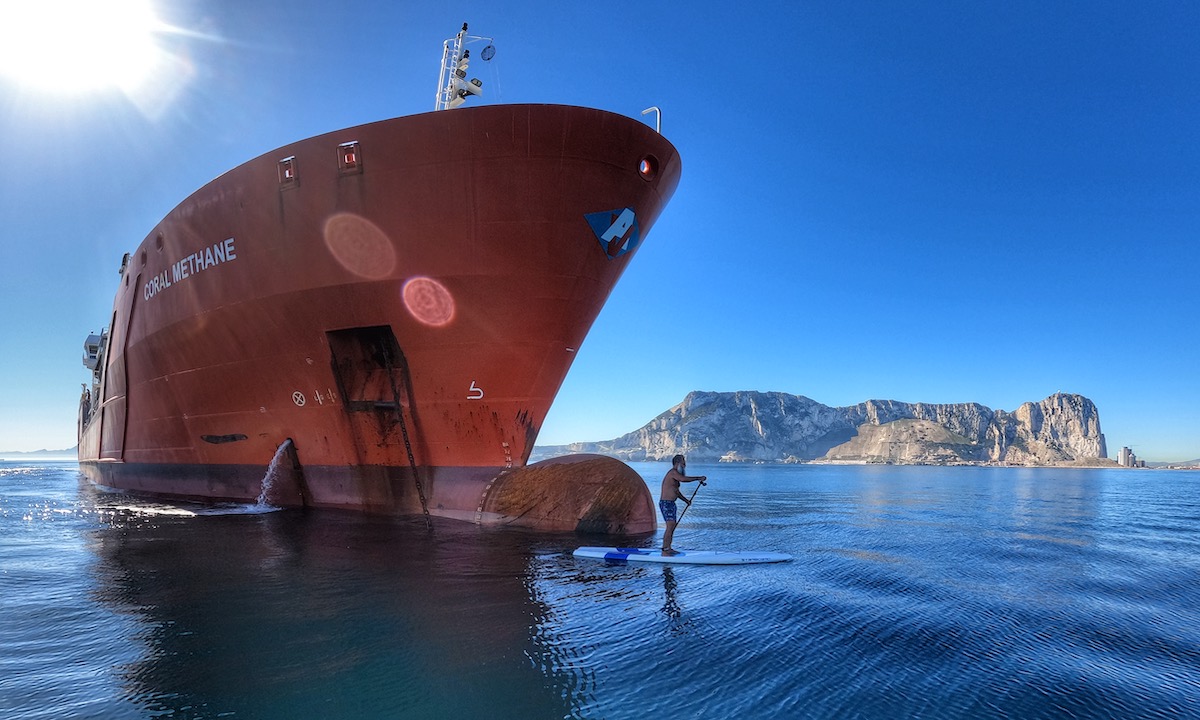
662;520;677;554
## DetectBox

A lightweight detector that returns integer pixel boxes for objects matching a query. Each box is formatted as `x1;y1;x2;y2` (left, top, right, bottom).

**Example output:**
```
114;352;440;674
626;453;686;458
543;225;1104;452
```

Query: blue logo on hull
585;208;640;259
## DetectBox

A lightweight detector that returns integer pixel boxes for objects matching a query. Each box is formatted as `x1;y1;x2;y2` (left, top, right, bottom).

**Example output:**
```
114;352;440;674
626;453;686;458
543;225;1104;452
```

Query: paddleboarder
660;454;706;556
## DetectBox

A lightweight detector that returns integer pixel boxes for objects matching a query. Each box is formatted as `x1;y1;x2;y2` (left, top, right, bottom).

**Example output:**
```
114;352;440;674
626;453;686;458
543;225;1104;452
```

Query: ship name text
143;237;238;301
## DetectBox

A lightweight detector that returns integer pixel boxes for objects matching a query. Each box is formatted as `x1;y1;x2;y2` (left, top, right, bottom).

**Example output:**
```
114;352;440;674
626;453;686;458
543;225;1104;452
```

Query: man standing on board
660;454;706;556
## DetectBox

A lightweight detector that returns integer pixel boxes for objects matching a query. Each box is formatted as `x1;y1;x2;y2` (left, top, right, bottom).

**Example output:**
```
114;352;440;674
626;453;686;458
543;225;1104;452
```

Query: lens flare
323;213;396;279
403;277;455;327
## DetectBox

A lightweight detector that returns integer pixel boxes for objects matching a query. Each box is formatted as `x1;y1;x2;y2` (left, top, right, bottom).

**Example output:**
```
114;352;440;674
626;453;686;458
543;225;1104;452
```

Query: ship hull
79;104;679;533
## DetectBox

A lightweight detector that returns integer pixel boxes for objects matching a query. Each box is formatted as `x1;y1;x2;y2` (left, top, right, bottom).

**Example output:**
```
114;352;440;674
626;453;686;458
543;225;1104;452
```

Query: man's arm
674;474;706;502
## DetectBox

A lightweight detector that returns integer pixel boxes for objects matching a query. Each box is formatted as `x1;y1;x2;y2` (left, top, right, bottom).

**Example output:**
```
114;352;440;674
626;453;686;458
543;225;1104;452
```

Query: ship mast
435;23;495;111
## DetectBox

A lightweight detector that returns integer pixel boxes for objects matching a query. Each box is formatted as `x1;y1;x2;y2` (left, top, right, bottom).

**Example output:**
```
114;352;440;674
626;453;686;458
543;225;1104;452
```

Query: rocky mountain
537;391;1109;466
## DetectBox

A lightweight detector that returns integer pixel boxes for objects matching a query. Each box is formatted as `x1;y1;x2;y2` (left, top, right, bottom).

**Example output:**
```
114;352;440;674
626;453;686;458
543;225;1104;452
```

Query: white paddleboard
573;546;792;565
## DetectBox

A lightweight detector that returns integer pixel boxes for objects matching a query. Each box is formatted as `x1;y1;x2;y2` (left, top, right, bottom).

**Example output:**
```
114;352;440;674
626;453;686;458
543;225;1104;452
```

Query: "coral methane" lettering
143;237;237;300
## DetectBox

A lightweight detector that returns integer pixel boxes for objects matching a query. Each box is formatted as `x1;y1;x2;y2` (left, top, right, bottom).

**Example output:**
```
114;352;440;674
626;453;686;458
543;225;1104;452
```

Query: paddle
676;477;706;524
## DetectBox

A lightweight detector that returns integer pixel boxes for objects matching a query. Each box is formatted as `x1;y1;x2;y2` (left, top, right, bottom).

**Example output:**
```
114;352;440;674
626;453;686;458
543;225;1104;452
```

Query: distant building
1118;446;1139;468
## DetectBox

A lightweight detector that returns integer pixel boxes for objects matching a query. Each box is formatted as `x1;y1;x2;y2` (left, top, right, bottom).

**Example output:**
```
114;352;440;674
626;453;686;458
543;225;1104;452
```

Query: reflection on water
86;506;577;718
661;566;681;622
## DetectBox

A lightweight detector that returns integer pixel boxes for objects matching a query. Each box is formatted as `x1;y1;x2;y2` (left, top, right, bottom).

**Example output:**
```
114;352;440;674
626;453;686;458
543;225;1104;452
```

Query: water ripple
4;462;1200;718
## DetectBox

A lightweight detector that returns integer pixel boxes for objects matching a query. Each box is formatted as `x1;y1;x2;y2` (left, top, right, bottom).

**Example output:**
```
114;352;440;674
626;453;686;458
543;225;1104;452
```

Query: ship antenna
435;22;496;111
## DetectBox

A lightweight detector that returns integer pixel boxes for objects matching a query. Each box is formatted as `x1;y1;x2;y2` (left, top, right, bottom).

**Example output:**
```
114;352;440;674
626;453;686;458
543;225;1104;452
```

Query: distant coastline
0;448;77;461
532;391;1200;469
1146;460;1200;470
530;449;1200;470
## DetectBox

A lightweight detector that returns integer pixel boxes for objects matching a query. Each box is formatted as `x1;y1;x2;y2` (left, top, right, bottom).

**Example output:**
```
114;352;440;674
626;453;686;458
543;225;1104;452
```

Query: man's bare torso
660;468;684;503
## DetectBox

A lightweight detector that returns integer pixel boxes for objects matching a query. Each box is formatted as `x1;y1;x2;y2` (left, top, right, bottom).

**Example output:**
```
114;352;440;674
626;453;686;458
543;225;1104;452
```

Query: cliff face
546;391;1108;466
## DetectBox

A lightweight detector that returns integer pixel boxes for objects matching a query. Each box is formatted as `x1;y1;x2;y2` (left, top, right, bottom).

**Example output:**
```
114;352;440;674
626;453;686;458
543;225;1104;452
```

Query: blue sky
1;1;1197;460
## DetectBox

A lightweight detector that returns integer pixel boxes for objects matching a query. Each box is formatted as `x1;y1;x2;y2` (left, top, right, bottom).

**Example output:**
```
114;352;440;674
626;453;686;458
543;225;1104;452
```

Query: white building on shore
1118;446;1145;468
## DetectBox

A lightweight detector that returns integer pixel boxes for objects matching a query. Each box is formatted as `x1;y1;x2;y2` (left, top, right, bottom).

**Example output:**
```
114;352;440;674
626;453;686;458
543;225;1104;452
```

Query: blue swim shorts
659;499;677;523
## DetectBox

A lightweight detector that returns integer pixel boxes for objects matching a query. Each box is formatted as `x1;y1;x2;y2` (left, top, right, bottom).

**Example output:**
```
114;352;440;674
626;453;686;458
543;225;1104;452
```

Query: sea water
2;460;1198;719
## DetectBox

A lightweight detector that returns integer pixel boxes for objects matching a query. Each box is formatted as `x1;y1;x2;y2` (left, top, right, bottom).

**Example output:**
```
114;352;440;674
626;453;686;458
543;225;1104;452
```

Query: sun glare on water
0;0;164;95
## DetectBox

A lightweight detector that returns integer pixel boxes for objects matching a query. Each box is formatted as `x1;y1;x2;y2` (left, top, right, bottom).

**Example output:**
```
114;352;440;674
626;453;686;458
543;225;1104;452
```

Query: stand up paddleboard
573;547;792;566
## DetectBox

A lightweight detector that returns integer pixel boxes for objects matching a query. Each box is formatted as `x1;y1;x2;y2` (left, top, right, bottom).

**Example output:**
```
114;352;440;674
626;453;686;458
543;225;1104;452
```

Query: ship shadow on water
84;505;585;718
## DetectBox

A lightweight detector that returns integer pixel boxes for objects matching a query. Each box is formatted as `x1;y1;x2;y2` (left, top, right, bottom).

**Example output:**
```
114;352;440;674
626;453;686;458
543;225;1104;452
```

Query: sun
0;0;164;95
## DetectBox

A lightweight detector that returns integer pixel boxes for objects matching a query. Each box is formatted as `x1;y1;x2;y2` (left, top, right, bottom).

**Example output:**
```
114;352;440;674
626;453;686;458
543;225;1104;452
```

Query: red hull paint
79;104;678;533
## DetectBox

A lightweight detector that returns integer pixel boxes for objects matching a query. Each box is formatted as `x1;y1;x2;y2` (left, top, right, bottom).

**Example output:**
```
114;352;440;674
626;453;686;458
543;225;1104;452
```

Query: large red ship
78;27;679;534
